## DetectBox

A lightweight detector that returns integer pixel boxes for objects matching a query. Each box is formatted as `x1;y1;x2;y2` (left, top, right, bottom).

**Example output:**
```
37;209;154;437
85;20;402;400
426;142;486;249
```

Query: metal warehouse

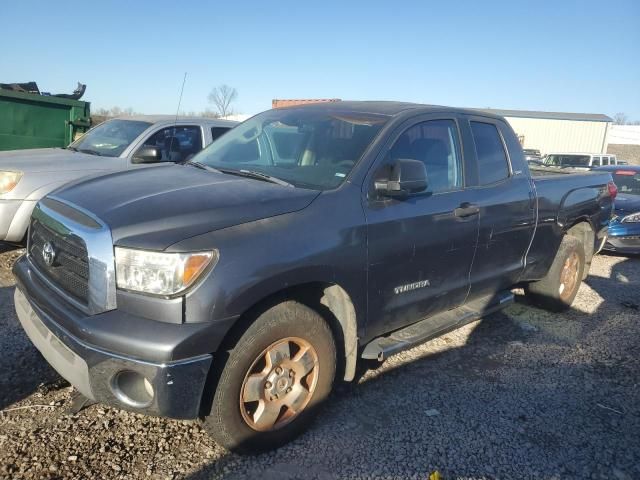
483;109;612;155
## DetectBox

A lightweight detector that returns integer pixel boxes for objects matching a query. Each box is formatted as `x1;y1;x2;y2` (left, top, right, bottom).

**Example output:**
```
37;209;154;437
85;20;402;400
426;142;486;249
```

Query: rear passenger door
462;116;536;300
364;115;479;337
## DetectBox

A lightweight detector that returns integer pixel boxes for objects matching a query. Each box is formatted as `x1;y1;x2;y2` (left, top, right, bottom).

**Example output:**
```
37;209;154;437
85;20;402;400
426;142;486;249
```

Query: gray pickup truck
13;102;615;452
0;116;236;245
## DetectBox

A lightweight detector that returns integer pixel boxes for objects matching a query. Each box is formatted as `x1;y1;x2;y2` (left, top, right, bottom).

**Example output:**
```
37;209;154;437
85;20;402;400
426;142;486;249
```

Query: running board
361;290;514;361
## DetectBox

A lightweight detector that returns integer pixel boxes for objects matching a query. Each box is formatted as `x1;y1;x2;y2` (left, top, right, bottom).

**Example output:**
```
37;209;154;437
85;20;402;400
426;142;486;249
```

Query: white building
481;109;612;155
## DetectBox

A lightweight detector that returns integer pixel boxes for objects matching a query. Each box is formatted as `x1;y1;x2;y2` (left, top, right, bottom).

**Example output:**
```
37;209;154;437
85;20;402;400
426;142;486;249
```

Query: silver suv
0;116;237;244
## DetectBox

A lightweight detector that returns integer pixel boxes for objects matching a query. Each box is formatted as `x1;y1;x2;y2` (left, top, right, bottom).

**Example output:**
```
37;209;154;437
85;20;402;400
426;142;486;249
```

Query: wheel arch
216;281;360;382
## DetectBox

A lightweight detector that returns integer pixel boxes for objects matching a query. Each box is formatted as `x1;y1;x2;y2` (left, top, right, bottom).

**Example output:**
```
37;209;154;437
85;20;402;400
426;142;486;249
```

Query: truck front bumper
14;281;213;420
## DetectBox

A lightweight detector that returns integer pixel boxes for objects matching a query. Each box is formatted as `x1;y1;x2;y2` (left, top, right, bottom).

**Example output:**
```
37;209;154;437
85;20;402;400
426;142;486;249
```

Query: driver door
364;116;479;338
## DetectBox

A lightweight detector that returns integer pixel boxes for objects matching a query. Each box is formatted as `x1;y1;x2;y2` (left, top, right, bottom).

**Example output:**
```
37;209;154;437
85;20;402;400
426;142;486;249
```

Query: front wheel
525;235;585;312
203;301;336;453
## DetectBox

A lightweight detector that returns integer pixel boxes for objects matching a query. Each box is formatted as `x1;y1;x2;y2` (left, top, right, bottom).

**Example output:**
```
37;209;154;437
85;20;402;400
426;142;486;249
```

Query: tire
203;300;336;453
524;235;585;312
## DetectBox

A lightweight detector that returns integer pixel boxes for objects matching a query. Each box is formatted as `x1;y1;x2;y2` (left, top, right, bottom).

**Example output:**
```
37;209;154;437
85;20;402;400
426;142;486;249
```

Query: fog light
111;370;154;408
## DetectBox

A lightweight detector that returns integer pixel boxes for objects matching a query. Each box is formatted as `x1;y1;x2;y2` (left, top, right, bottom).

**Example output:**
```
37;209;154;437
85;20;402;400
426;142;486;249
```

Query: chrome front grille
29;218;90;304
28;197;117;315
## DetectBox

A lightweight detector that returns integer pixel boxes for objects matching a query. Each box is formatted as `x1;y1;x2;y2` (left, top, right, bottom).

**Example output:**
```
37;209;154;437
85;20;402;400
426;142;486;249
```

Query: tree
208;84;238;117
613;112;628;125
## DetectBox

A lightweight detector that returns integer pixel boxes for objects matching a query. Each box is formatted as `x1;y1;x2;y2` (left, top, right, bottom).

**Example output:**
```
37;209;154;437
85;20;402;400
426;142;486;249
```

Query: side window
470;121;509;185
143;126;203;162
211;127;230;142
545;155;559;166
593;156;601;166
387;119;462;193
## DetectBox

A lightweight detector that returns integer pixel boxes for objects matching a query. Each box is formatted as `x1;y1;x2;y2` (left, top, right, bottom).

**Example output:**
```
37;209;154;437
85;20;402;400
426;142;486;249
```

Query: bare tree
208;84;238;117
613;112;628;125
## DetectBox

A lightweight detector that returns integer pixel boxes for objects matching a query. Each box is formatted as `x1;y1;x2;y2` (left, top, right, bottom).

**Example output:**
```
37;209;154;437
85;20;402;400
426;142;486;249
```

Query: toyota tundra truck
13;102;615;452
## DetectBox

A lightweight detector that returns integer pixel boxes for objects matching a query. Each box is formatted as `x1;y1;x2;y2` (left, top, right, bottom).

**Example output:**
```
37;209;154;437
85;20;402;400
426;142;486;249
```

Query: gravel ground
0;249;638;480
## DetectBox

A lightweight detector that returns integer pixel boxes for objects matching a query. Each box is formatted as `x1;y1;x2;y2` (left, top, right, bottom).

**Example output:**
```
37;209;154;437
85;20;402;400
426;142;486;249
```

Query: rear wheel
525;235;585;312
203;301;336;453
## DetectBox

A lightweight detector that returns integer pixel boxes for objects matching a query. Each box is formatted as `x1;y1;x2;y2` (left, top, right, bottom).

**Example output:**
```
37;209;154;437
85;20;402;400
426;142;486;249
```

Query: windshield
70;119;151;157
190;109;389;190
612;171;640;195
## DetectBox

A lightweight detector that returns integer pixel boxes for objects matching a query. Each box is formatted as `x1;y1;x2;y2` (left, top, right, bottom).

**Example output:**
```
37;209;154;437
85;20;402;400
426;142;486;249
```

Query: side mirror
132;146;162;164
375;158;428;197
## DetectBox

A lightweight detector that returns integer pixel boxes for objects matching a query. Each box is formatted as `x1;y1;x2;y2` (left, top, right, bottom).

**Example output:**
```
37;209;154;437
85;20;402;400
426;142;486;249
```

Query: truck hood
614;193;640;216
0;148;120;173
51;164;321;250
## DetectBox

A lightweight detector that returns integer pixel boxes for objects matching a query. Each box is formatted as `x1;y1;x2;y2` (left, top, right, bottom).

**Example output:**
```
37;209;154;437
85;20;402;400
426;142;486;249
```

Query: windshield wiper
185;161;221;173
218;168;294;188
66;146;79;152
79;148;102;156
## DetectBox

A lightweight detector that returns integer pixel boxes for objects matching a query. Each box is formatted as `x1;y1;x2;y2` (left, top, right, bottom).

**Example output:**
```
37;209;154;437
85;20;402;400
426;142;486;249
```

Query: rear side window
211;127;230;142
470;122;510;185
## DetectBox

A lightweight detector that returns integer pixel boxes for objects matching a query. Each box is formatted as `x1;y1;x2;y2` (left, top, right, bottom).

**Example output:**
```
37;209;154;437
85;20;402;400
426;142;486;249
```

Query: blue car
595;165;640;254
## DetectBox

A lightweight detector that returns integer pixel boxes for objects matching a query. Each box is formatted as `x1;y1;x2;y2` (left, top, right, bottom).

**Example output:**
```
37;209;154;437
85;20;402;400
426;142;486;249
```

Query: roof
478;108;612;123
277;100;505;119
114;115;238;126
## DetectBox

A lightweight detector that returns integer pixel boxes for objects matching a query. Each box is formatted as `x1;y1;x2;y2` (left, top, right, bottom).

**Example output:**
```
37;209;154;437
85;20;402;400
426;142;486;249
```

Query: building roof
479;109;612;123
272;98;341;108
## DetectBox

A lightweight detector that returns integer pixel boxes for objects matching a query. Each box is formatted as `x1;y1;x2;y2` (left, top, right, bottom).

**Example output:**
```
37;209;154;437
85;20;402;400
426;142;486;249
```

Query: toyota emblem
42;242;56;267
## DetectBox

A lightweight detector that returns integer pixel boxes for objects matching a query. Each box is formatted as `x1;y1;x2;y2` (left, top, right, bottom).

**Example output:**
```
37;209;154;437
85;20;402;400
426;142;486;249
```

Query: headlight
115;247;218;296
0;171;23;194
622;212;640;223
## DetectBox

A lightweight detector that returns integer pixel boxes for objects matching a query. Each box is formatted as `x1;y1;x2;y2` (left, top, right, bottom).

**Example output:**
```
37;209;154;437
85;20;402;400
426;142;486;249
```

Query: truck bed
523;169;614;280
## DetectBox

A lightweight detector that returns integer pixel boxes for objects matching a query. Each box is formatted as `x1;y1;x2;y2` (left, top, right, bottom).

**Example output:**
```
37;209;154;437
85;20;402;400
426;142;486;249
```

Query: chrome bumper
15;288;212;419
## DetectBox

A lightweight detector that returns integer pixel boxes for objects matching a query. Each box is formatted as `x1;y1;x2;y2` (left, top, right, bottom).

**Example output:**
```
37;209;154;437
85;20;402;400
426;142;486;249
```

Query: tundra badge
394;280;430;295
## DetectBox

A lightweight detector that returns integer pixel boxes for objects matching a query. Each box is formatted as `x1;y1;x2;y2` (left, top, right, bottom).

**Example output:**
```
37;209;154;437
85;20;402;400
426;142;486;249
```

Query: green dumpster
0;89;91;151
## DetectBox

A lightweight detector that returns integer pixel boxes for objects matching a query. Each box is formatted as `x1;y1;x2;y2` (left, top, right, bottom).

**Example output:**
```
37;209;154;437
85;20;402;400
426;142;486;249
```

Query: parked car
13;102;615;453
543;152;618;169
0;116;237;245
522;148;541;163
595;165;640;254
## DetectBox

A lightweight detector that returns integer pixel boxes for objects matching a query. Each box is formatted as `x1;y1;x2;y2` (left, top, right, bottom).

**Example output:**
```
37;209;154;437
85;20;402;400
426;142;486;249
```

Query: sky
2;0;639;119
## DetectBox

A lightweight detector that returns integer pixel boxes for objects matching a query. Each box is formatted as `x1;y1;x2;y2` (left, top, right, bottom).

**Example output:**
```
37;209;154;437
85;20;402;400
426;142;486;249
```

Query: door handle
454;203;480;218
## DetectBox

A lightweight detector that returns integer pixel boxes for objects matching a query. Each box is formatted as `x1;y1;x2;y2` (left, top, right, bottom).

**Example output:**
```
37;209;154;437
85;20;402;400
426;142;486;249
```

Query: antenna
168;72;187;160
